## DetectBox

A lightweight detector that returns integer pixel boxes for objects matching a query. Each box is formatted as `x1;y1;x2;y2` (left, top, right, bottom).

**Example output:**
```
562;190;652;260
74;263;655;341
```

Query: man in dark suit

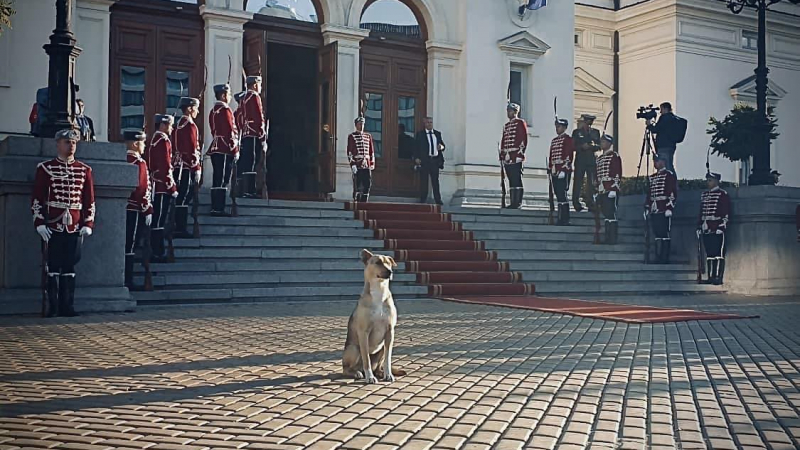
414;117;446;205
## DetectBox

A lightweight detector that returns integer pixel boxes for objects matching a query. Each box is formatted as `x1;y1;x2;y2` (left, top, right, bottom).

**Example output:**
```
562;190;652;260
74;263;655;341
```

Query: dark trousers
173;167;194;207
572;163;597;209
355;169;372;198
420;161;442;203
553;173;570;205
505;162;523;190
599;193;618;222
703;233;725;259
238;137;259;177
650;213;671;239
47;231;81;275
151;193;172;257
125;210;146;255
656;146;676;177
211;153;234;188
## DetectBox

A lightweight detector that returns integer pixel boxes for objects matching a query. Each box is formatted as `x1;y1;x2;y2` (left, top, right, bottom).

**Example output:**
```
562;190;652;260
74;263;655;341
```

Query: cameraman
647;102;679;176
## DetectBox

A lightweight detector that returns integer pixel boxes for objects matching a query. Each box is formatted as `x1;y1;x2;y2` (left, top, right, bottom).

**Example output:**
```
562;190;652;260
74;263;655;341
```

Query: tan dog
342;249;406;383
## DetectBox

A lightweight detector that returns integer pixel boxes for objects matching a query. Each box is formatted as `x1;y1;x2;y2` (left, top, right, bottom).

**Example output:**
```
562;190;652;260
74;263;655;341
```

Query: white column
321;25;370;200
75;0;116;142
200;5;252;173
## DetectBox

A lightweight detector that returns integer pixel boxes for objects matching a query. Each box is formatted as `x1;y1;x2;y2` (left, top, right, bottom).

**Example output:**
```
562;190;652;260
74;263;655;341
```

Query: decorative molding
575;67;615;98
729;75;788;105
199;6;253;25
320;24;370;48
497;31;551;61
426;40;463;60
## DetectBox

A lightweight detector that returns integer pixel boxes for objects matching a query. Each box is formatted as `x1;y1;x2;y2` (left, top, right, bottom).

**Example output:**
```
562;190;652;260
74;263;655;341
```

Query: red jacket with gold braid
171;116;201;172
347;131;375;170
145;131;177;195
548;133;574;174
596;151;622;194
500;118;528;165
31;157;96;233
241;90;265;139
208;102;238;157
645;168;678;214
698;187;730;234
126;151;153;215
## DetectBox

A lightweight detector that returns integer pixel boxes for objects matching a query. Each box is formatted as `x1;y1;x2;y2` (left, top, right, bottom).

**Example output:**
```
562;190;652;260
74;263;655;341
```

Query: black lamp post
724;0;798;185
40;0;82;138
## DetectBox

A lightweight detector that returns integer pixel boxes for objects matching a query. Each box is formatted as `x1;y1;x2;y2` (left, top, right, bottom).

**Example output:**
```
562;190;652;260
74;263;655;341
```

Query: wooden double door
360;42;427;197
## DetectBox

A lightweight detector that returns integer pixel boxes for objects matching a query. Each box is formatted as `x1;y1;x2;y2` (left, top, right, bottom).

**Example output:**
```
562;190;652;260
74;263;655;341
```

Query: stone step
522;270;697;282
213;207;353;219
469;226;639;238
132;284;427;304
533;281;725;294
134;259;409;273
175;247;393;260
197;195;342;209
198;216;365;228
199;226;374;238
496;250;648;262
450;212;638;228
171;237;383;249
508;261;694;273
479;240;642;253
136;271;417;287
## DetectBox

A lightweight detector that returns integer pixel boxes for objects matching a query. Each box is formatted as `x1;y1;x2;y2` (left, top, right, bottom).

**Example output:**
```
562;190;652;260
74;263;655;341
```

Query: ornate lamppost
40;0;82;138
724;0;799;185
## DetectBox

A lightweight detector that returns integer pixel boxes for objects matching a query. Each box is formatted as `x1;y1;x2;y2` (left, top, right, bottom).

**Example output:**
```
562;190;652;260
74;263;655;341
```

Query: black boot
243;172;257;198
210;188;227;216
516;189;524;209
151;229;166;263
604;222;611;244
174;206;191;238
610;222;618;245
653;240;662;264
124;254;134;289
59;275;78;317
715;259;725;285
562;204;571;225
661;240;671;264
46;275;59;317
573;199;583;213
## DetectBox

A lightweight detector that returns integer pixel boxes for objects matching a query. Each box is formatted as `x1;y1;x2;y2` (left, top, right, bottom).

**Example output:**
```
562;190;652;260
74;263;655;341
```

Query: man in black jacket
647;102;679;176
414;117;446;205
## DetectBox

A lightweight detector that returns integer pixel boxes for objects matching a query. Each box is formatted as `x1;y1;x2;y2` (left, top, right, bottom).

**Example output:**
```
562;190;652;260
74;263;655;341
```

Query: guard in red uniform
500;103;528;209
347;116;375;202
239;76;266;198
146;114;177;262
596;133;622;244
697;172;730;285
31;128;95;317
171;97;201;237
208;83;239;215
549;118;574;225
124;130;153;289
645;154;678;263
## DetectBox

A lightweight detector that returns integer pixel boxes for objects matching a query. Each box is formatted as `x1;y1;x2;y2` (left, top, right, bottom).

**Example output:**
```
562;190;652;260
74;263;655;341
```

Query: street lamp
40;0;82;138
724;0;799;185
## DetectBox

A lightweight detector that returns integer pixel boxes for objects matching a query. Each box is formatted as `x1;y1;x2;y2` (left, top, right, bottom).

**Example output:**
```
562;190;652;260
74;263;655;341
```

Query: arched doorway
359;0;428;198
243;0;335;200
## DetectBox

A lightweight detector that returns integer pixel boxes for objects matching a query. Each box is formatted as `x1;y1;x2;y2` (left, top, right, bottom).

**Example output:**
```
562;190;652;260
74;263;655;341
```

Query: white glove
233;154;240;163
193;171;201;184
608;191;617;199
80;227;92;238
643;211;648;221
172;191;179;198
665;210;673;218
696;229;702;238
351;165;358;175
716;229;723;235
558;171;566;180
515;157;524;164
145;214;153;227
36;225;52;243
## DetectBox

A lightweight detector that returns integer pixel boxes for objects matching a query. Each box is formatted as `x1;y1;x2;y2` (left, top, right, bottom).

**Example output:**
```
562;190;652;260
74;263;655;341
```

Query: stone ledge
0;287;135;315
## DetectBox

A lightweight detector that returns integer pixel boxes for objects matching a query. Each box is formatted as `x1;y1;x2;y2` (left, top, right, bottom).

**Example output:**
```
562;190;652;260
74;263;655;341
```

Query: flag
519;0;547;15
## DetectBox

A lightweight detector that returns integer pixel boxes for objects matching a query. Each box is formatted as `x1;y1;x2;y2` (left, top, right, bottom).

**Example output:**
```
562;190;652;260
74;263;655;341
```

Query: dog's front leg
357;330;378;384
382;327;395;382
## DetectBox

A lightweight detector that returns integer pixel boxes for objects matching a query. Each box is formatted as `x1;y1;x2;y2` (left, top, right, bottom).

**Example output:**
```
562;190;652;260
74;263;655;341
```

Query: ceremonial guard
571;114;601;212
645;154;678;263
347;116;375;202
548;118;574;225
208;83;239;215
146;114;177;262
697;172;730;285
239;76;266;198
596;133;622;244
171;97;202;238
124;130;153;289
500;103;528;209
31;129;95;317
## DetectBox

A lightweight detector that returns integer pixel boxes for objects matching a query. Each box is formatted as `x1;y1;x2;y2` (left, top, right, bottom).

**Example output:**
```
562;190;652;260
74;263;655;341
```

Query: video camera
636;104;658;121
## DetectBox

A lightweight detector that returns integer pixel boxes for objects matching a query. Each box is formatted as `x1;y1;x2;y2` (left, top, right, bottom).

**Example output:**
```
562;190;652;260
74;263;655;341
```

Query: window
742;30;758;50
574;32;582;47
166;71;190;114
364;92;384;158
361;0;421;39
120;66;145;135
248;0;319;23
509;63;531;123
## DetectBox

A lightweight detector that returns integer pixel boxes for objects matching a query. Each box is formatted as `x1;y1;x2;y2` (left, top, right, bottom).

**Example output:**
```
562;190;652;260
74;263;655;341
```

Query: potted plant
707;103;778;184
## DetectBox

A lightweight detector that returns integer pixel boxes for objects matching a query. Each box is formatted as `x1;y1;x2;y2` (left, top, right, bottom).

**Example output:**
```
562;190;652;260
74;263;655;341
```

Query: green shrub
619;177;737;196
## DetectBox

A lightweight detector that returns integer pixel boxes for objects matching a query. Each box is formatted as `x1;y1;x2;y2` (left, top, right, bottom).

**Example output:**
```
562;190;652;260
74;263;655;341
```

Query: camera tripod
635;127;656;191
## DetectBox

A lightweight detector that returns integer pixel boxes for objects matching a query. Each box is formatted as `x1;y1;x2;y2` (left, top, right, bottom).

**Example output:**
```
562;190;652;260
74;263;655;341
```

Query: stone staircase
446;206;725;296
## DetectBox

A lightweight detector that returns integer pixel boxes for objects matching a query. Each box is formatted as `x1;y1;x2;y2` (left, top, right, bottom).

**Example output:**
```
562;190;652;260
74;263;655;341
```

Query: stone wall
618;186;800;296
0;137;138;314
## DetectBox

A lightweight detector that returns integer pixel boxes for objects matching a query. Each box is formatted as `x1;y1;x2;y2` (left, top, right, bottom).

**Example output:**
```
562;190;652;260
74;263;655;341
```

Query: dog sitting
342;249;406;383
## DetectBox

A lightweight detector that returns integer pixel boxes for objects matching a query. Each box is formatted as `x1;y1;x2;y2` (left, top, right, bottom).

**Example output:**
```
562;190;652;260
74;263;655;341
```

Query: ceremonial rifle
40;241;48;317
696;231;705;283
141;116;154;290
547;156;555;225
592;193;602;244
499;142;507;209
644;210;651;264
227;55;239;217
165;195;177;263
192;64;208;239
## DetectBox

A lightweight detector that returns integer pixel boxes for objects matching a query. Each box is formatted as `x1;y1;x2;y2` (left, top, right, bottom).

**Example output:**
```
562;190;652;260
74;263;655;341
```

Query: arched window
361;0;421;39
247;0;319;23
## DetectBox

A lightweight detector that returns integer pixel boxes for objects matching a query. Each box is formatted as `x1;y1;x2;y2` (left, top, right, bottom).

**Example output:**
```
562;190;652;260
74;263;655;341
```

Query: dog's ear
388;257;398;268
360;249;373;265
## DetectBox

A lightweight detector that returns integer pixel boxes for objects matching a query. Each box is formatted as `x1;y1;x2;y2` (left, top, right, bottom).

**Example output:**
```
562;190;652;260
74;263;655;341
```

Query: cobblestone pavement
0;294;799;450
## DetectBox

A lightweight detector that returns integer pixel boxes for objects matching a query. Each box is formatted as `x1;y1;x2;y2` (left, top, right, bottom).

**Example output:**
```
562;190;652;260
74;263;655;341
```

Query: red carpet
438;296;758;324
346;202;534;297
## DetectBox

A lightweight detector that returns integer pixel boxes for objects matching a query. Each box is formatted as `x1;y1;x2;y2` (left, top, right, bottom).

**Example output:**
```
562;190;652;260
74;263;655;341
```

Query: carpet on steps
431;284;535;296
394;250;497;262
407;261;510;272
418;272;523;284
345;202;440;213
376;229;473;240
367;220;461;231
357;211;451;222
386;239;485;251
437;296;758;324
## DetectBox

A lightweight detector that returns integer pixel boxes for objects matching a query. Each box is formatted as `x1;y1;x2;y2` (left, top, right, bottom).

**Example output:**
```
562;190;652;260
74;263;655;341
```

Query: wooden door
317;42;337;194
360;43;426;197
